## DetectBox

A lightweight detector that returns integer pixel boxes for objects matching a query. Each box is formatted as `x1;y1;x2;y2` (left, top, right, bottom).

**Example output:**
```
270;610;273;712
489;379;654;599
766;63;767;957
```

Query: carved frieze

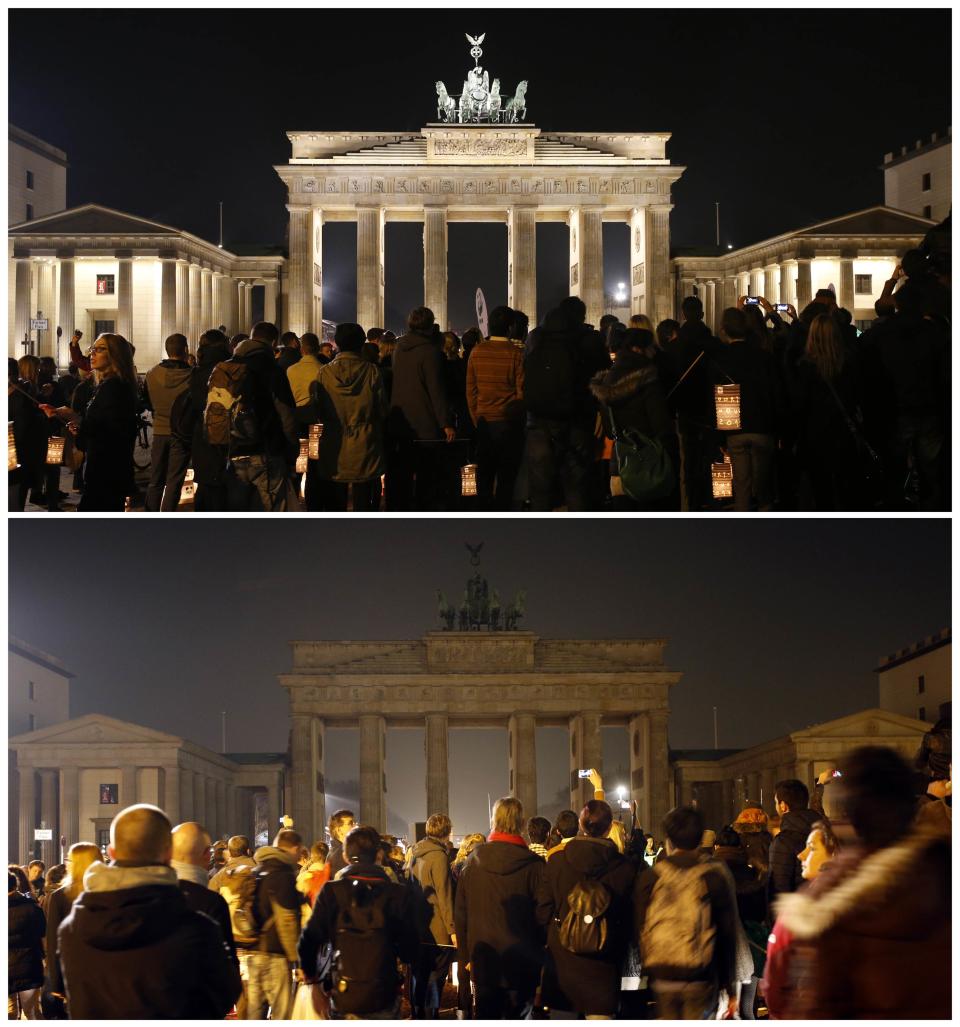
433;138;528;157
632;262;645;286
570;262;579;287
302;178;318;193
617;179;635;193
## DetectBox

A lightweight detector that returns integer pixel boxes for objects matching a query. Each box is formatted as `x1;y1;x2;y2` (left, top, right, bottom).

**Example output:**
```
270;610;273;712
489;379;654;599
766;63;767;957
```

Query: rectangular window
25;170;34;190
918;674;926;694
919;706;926;721
923;205;932;219
922;172;931;191
97;828;110;850
854;274;872;293
99;783;119;804
28;713;36;732
28;681;35;701
96;274;115;295
25;203;33;221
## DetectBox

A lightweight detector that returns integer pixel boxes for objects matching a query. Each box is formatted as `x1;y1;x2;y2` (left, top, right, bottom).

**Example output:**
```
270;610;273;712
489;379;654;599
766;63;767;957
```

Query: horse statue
458;590;471;631
504;80;528;122
436;590;456;631
489;588;502;631
486;78;502;118
435;81;456;123
505;588;527;630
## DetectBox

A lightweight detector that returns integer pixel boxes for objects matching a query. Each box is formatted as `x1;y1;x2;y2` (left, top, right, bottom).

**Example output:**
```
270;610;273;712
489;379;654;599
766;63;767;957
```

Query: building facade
876;628;951;724
9;125;67;226
883;129;952;222
671;206;935;333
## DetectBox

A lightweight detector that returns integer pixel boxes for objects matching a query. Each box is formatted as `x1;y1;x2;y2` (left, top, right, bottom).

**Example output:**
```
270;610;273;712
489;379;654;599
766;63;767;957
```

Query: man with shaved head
171;821;237;964
57;804;241;1019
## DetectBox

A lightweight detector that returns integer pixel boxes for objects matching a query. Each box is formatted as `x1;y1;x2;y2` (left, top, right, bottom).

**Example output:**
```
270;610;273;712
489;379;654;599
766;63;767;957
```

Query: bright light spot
727;244;733;250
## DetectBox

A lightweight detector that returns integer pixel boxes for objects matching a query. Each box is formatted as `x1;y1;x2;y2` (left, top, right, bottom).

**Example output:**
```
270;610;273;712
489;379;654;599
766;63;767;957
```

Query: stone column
424;713;449;817
188;264;201;343
423;207;448;330
60;766;79;849
763;265;779;304
14;257;32;350
705;280;717;334
120;766;138;808
175;260;190;337
37;262;56;359
179;769;194;822
236;282;248;335
678;771;694;808
216;780;227;840
648;709;671;834
263;279;279;326
629;207;646;316
193;772;206;827
312;718;326;845
223;277;238;335
160;258;177;342
796;259;812;309
356;207;385;330
266;778;281;833
200;268;213;334
746;771;760;804
507;206;536;325
760;768;776;815
839;256;855;314
722;277;738;312
117;256;133;342
568;207;603;328
508;713;537;819
57;254;76;345
359;715;386;833
628;713;653;830
287;205;312;336
290;713;315;843
39;769;58;866
793;761;813;791
310;209;324;333
162;765;180;825
780;260;797;307
568;712;603;809
18;767;36;863
679;276;696;301
749;267;763;298
225;784;237;836
721;778;734;825
205;777;217;836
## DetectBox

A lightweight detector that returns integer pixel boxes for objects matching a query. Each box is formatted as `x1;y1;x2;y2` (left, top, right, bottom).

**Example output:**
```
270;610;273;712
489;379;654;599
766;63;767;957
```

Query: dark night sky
8;519;950;834
8;8;951;331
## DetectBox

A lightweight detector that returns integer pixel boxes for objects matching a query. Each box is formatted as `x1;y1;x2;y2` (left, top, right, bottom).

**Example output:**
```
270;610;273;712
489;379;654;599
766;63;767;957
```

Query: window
855;318;874;333
923;205;932;219
854;274;872;293
25;203;33;221
99;783;119;804
28;681;35;701
919;706;926;721
96;274;115;295
922;172;931;191
28;713;36;732
918;674;926;694
25;170;34;190
97;828;110;850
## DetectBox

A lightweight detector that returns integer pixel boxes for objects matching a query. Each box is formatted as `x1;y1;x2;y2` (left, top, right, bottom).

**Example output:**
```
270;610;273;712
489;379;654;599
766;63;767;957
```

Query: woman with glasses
41;334;138;511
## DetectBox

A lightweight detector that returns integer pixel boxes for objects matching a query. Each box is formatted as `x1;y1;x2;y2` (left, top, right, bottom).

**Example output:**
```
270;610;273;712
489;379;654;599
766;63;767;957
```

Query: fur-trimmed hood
774;827;949;941
589;365;658;406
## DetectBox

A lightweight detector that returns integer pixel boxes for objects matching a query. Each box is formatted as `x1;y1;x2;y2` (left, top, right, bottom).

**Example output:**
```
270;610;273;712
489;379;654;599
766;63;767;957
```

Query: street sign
30;318;49;331
34;828;53;841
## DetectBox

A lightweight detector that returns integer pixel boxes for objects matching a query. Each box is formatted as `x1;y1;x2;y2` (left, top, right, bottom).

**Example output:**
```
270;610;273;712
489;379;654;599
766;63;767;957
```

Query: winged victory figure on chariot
435;32;529;124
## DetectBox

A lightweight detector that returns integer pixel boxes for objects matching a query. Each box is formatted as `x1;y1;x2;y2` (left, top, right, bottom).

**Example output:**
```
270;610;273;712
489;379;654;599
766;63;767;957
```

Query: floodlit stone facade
883;129;952;222
8;125;67;227
876;628;951;725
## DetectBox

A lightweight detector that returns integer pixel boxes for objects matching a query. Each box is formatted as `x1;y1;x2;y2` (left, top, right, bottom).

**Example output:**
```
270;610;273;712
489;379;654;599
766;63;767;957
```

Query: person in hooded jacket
143;334;192;511
56;804;240;1019
8;358;49;512
535;799;648;1018
309;321;387;512
407;813;457;1017
8;870;45;1019
454;796;545;1019
766;780;821;906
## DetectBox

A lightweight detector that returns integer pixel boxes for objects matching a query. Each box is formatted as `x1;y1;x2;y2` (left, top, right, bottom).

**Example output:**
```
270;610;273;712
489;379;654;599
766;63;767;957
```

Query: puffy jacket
9;891;45;992
407;836;456;945
57;862;240;1019
144;359;191;436
767;808;822;903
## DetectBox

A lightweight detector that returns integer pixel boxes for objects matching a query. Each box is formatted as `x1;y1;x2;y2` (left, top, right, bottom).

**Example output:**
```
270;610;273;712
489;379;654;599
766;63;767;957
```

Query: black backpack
329;878;401;1016
524;332;579;418
557;875;613;955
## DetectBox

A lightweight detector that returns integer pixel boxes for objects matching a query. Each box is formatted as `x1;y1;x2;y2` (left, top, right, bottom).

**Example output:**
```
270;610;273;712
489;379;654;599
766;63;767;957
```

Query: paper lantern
45;436;66;465
714;384;741;431
8;422;19;471
711;459;733;499
295;438;309;474
460;463;478;497
308;423;324;460
179;468;196;506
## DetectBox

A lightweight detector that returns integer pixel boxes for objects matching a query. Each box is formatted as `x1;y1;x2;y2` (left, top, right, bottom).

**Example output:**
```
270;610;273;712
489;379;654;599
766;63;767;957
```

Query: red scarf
488;831;527;847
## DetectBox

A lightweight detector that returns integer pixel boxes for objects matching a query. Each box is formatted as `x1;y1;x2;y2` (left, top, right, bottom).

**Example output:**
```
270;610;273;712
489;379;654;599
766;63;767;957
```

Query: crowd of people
8;224;948;513
8;732;951;1020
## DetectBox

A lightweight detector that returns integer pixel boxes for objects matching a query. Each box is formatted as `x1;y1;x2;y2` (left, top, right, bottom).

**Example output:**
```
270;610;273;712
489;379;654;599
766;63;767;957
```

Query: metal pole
713;707;718;749
218;201;224;249
715;202;720;248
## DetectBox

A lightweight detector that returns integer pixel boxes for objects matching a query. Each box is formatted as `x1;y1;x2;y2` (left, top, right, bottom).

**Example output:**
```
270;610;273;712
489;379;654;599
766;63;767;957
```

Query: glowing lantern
179;468;196;506
714;384;741;431
8;422;19;471
460;463;478;497
711;457;733;499
45;436;66;465
295;438;309;474
308;423;324;460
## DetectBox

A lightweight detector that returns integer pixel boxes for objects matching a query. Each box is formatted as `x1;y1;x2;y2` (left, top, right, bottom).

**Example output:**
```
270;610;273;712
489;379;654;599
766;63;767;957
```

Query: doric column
425;713;449;817
18;767;36;863
205;777;217;836
645;205;673;326
193;771;206;827
211;272;225;330
160;257;177;342
648;709;672;833
162;764;180;825
263;278;279;326
223;276;238;335
236;282;247;335
37;262;56;359
200;268;213;334
175;260;190;337
569;207;603;327
760;768;777;815
225;784;237;836
216;780;227;840
310;208;324;333
188;263;201;343
839;255;855;314
287;205;312;336
39;769;58;867
796;259;812;308
762;265;779;304
359;714;386;833
739;271;751;300
569;712;603;809
722;276;738;312
721;778;734;825
121;765;138;807
266;778;281;835
290;713;315;842
60;766;79;849
117;256;133;342
793;761;813;792
749;267;763;298
57;254;76;345
422;207;449;330
629;207;646;316
243;282;254;333
14;257;32;350
746;771;760;805
312;718;326;845
780;260;797;307
356;207;385;330
507;206;536;325
629;713;653;831
705;280;717;334
508;713;537;820
180;768;194;822
679;771;694;808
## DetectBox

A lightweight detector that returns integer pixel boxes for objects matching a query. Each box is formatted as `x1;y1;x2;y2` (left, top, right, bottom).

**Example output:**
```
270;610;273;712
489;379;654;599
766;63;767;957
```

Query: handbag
62;431;85;472
608;407;673;502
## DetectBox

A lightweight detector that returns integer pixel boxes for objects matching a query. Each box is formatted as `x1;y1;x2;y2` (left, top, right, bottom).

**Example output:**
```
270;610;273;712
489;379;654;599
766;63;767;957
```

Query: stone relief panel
633;262;645;286
433;138;527;157
418;179;432;193
599;178;613;193
481;179;500;194
618;179;635;194
644;179;657;193
349;178;368;193
570;262;579;287
530;178;544;193
508;177;522;193
576;178;590;193
324;179;339;194
439;178;457;194
302;178;318;193
372;178;385;193
550;179;567;194
463;181;478;194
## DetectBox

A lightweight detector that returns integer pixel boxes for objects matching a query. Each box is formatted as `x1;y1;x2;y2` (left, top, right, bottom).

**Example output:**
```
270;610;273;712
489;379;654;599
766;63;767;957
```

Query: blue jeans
244;953;293;1020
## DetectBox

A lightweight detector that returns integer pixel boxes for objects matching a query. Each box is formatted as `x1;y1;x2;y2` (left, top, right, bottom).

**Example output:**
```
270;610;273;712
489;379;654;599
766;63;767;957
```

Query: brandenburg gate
275;34;684;333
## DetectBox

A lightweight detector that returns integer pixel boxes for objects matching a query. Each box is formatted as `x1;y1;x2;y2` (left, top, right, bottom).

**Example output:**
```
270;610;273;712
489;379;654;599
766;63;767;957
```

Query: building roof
792;206;937;236
9;124;68;167
881;129;951;170
225;752;290;765
874;628;951;673
8;637;76;679
671;748;743;762
8;202;183;237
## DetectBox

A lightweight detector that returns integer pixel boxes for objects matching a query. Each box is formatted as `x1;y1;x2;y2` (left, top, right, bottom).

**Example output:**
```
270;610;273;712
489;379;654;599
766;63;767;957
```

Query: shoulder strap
824;377;880;461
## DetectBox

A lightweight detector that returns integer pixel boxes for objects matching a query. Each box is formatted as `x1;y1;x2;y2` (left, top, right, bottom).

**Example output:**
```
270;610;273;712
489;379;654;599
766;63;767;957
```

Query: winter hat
734;804;769;828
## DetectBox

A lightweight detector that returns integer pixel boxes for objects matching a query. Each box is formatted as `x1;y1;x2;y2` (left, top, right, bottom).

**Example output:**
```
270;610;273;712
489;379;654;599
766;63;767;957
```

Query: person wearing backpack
638;805;739;1020
246;829;304;1020
520;296;610;511
143;333;192;511
209;835;257;1018
171;822;237;965
298;825;419;1019
535;799;648;1018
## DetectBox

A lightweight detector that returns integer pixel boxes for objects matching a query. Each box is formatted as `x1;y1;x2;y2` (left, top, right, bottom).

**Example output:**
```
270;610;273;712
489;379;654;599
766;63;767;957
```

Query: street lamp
615;281;627;304
616;785;627;822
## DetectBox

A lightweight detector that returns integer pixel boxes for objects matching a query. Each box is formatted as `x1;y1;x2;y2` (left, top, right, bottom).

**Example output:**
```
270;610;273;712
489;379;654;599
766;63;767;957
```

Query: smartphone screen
745;297;760;305
775;303;789;312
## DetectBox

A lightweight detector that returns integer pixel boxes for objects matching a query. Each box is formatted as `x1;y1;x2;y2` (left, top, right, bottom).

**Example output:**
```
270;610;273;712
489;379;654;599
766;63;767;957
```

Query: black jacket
388;329;452;441
663;319;718;421
535;837;645;1015
8;385;48;490
227;340;299;462
712;846;767;924
179;879;237;963
767;807;822;903
76;375;138;494
453;839;545;997
327;841;347;879
44;886;75;994
9;891;46;992
709;339;782;436
57;866;241;1020
277;347;301;372
524;317;610;424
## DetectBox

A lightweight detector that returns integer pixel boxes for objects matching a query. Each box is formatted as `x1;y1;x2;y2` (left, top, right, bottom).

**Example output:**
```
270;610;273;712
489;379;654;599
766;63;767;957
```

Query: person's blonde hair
63;842;101;901
606;819;628;853
17;355;40;384
805;314;846;383
93;333;138;391
491;796;524;835
453;833;486;866
629;314;655;334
